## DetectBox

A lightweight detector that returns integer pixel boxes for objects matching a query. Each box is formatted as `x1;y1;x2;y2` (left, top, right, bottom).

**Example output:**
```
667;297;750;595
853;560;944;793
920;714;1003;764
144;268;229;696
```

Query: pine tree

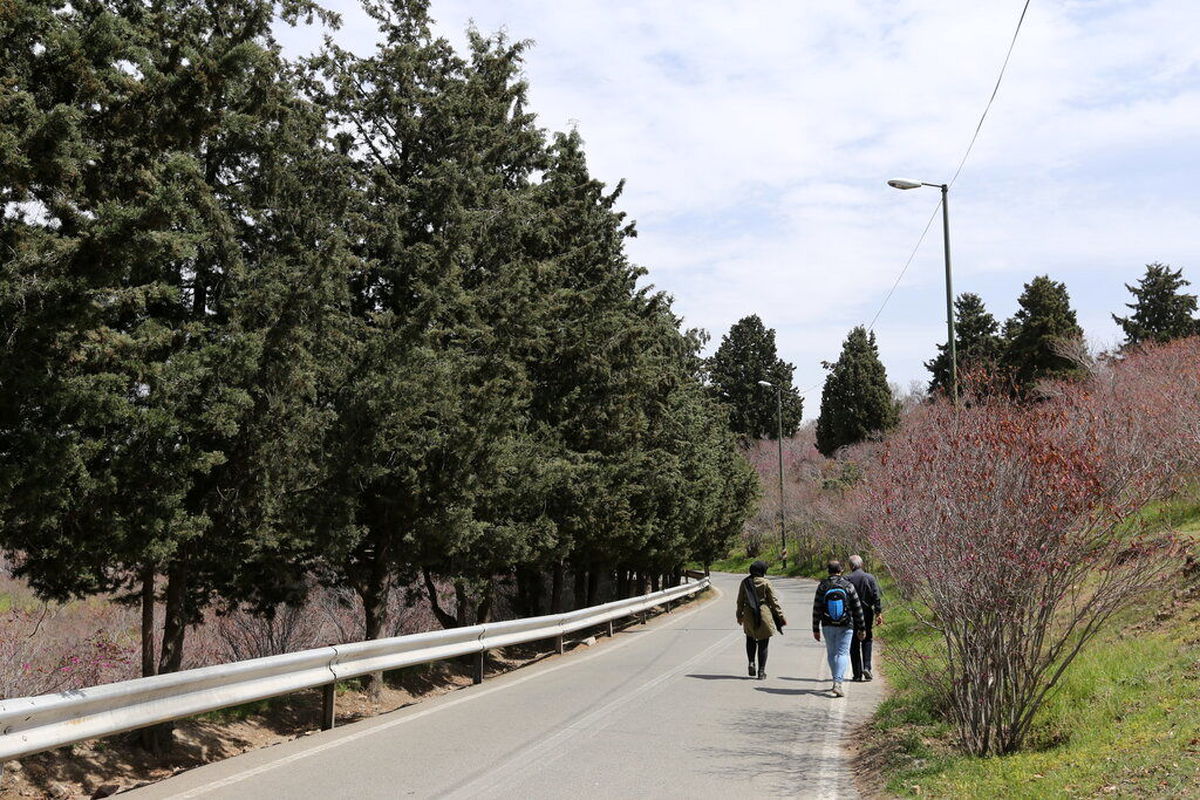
1112;262;1198;346
1002;275;1085;392
707;315;803;439
925;293;1003;395
815;326;898;457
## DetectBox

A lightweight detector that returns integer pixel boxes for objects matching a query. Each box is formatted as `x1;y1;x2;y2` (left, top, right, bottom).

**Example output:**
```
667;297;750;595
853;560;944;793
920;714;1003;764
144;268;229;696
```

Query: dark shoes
748;663;757;677
851;675;864;682
863;669;873;681
757;670;766;680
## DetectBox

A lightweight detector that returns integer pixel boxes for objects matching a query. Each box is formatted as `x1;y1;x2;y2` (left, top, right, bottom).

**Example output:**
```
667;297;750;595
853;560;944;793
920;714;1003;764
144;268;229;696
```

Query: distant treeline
0;0;758;690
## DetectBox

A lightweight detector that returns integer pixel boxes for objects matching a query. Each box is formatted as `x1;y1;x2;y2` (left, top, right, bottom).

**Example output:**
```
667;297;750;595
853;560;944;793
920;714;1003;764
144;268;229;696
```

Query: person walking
846;553;883;682
812;560;864;697
736;561;787;680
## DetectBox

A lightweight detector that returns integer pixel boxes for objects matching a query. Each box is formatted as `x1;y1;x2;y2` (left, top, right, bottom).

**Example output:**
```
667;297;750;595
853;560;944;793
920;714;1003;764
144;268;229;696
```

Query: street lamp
757;380;786;569
888;178;958;404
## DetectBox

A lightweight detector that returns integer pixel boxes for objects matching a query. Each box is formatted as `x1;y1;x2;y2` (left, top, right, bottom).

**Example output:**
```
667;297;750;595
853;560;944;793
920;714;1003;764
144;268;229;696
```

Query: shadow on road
694;709;853;794
685;673;751;681
755;687;831;697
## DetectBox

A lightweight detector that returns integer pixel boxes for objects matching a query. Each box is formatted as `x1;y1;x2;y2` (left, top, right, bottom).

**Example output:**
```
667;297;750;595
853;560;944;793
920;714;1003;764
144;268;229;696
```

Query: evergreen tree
0;0;353;750
307;1;551;669
815;326;898;456
1112;262;1198;346
1001;275;1085;392
1;0;762;716
707;315;803;439
925;293;1003;395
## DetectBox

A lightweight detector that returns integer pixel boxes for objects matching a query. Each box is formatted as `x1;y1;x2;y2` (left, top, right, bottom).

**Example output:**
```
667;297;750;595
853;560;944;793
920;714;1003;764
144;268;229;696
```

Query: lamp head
887;178;923;190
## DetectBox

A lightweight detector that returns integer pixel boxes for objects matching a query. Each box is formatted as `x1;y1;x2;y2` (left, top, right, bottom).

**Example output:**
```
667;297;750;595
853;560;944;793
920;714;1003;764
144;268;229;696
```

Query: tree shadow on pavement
685;673;754;681
755;687;832;697
693;708;855;794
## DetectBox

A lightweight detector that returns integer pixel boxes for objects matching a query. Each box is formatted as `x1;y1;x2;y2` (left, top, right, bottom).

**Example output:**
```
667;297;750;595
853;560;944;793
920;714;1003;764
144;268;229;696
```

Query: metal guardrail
0;577;709;761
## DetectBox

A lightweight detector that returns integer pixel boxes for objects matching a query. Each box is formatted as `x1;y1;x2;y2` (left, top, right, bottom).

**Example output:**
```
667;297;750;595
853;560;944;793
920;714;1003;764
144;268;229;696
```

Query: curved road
128;573;883;799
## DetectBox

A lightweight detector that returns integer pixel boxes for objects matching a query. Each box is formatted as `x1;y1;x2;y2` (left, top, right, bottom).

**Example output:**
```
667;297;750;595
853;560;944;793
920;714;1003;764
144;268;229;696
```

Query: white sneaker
832;682;844;697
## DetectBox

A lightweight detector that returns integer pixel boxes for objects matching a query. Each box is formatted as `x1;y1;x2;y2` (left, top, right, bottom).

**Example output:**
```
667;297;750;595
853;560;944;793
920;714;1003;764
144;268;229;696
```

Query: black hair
749;561;768;577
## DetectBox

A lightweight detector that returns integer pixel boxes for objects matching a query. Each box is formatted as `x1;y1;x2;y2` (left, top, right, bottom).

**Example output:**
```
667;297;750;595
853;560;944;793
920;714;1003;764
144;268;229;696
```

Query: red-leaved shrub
865;337;1199;755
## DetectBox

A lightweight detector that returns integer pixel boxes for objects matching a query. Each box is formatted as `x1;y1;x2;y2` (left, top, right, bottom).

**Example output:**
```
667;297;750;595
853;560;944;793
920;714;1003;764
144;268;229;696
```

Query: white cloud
279;0;1200;402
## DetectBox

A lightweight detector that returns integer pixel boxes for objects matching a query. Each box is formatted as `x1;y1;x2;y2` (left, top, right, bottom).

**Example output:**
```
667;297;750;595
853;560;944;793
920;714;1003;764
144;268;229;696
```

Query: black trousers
850;610;874;677
745;636;769;670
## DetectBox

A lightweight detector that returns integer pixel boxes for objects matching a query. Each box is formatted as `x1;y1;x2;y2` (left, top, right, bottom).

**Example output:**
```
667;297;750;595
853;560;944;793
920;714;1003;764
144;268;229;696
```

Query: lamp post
888;178;958;405
757;380;786;569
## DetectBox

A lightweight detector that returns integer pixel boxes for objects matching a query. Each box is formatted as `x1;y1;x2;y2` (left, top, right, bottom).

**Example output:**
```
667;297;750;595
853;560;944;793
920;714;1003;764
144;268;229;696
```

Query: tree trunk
140;565;156;678
360;586;388;700
137;565;160;754
144;558;188;754
651;573;661;592
516;568;543;617
423;567;458;629
454;581;470;627
358;547;393;700
586;566;600;607
573;567;586;610
475;581;493;625
550;562;564;613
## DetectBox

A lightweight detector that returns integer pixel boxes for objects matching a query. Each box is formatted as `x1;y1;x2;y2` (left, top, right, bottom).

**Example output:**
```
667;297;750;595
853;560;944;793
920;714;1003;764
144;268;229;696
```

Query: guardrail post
666;599;673;612
555;634;565;655
639;610;647;625
473;651;485;684
606;620;614;637
321;683;336;731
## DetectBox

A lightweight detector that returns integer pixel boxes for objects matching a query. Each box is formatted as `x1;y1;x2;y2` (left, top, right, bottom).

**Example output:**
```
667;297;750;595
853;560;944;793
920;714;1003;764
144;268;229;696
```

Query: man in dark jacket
812;560;865;697
846;554;883;682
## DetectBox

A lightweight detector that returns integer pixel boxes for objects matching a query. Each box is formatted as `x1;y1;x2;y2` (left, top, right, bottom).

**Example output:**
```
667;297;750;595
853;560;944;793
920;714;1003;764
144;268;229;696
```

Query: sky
278;1;1200;412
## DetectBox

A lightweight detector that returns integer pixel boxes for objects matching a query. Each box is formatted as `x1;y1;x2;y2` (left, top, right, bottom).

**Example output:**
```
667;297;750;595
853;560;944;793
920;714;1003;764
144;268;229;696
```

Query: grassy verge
867;497;1200;799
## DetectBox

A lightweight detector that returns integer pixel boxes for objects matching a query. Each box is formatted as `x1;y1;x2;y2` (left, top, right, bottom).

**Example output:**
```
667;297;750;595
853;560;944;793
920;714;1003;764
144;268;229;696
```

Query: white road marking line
159;587;723;800
812;636;851;800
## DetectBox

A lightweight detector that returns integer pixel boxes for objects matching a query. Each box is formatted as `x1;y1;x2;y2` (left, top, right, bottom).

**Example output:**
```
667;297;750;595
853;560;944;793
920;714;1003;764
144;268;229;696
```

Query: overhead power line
866;0;1033;332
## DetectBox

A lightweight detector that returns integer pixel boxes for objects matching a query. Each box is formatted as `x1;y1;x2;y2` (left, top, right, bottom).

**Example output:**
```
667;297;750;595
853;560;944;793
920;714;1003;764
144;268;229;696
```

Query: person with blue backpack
811;559;865;697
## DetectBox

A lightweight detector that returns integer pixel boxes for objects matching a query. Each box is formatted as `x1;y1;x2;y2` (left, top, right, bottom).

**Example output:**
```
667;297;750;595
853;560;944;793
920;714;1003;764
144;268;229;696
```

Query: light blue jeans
822;625;854;683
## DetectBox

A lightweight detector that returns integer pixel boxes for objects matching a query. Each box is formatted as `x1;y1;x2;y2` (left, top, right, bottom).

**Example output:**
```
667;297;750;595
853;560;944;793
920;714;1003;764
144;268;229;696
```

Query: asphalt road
127;572;884;799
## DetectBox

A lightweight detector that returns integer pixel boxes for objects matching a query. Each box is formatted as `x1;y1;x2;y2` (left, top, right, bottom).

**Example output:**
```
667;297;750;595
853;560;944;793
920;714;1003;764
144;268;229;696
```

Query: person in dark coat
812;559;865;697
846;553;883;681
736;561;787;680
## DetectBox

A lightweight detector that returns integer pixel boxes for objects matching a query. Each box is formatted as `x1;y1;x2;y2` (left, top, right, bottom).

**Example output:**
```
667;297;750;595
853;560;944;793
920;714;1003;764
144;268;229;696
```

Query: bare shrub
212;603;329;663
865;339;1199;755
0;602;138;699
185;581;443;668
741;425;859;565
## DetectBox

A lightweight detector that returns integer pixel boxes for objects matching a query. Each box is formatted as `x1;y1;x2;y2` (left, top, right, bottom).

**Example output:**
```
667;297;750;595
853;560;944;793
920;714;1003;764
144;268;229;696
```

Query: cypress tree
1112;262;1198;346
0;0;354;750
307;1;550;668
925;293;1003;395
815;326;898;457
1001;275;1085;392
707;315;803;439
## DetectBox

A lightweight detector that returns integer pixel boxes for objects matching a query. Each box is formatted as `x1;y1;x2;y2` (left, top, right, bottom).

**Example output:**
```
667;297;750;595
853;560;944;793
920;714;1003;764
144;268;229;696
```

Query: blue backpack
824;583;849;624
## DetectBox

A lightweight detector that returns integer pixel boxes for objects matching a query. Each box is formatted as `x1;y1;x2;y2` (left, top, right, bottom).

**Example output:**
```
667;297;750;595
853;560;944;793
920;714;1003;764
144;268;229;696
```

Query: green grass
871;496;1200;799
197;697;279;723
